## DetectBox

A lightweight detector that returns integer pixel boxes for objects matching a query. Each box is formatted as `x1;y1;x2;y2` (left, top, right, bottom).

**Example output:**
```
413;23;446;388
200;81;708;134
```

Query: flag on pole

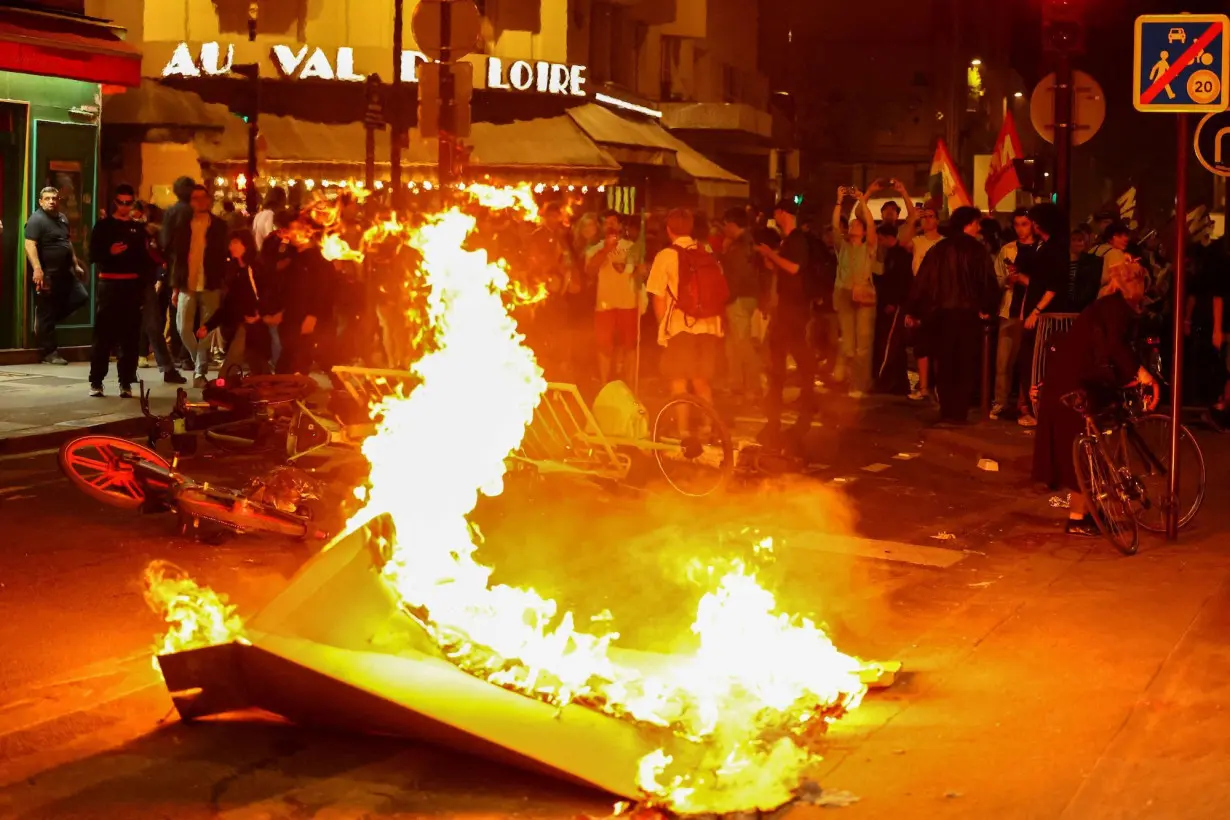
1117;186;1138;230
985;113;1023;210
929;138;972;217
1188;205;1214;244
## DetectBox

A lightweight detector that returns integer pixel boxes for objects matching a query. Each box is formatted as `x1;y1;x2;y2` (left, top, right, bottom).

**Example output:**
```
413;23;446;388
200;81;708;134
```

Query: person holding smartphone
586;210;641;385
86;184;151;397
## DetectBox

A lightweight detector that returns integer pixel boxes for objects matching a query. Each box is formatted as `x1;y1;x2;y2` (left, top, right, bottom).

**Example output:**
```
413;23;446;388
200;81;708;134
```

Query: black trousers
89;279;142;386
1018;327;1039;413
873;306;910;395
276;324;316;375
933;308;983;423
141;282;175;371
765;314;817;430
33;273;89;355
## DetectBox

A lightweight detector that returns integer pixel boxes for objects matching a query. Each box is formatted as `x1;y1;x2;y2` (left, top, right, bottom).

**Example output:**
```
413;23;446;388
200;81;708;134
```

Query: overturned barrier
157;514;699;800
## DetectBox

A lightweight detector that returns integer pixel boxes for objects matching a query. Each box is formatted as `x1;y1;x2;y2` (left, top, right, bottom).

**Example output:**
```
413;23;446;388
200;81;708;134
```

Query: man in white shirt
252;186;286;251
586;210;640;385
645;208;722;432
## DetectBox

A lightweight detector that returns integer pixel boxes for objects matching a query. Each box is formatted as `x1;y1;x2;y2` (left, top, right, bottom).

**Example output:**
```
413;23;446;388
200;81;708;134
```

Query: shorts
595;308;639;353
660;331;720;381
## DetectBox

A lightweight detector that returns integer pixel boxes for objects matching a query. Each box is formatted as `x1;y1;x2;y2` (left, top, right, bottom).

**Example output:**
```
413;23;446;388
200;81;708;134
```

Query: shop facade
0;6;139;352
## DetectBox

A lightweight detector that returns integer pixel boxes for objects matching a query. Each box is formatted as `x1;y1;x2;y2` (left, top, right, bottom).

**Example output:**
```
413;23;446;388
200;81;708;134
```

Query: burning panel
146;186;870;815
157;518;689;799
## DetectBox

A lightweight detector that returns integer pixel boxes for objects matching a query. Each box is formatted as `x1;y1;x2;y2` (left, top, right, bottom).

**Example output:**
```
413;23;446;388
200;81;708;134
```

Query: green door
0;102;28;349
30;119;98;348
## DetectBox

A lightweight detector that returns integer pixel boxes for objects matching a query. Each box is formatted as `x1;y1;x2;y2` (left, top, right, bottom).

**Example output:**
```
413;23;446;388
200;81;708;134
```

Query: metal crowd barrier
1030;313;1080;390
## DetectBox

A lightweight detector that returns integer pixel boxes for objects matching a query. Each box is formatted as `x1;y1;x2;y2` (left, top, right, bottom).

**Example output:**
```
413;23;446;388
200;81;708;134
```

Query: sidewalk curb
0;416;149;456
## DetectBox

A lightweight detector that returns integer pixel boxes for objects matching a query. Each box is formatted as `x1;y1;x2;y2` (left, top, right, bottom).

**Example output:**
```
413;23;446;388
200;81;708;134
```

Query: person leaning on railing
1030;264;1159;538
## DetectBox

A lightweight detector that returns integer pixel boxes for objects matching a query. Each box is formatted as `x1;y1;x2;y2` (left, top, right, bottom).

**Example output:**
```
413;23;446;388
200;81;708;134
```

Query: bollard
980;319;993;422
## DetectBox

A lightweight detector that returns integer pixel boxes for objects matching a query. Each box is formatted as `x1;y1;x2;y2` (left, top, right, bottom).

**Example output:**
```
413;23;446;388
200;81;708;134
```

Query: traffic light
1042;0;1085;53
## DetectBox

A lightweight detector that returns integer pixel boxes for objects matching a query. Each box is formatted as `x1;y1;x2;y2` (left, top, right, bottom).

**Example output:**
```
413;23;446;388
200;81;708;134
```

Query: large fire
351;186;867;813
145;184;867;814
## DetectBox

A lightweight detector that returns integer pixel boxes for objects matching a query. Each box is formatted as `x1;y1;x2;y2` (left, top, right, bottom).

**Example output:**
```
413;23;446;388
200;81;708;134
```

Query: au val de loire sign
162;42;587;97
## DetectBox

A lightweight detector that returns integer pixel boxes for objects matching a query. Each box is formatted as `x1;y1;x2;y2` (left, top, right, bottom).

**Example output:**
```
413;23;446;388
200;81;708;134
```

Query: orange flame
349;186;867;813
142;561;245;664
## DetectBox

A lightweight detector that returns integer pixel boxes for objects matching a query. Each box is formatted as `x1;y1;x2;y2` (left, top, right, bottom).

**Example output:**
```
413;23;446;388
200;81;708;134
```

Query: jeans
142;282;174;372
725;297;761;393
175;289;221;377
995;317;1023;408
89;279;141;387
834;288;876;393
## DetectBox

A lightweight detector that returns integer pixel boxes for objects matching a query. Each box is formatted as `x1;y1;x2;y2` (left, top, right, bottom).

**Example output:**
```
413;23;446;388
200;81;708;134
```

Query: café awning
567;103;748;199
193;106;621;184
0;8;141;88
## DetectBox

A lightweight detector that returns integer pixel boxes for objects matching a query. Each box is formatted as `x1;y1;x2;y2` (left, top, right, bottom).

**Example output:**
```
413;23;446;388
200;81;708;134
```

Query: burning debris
143;560;246;662
144;185;871;815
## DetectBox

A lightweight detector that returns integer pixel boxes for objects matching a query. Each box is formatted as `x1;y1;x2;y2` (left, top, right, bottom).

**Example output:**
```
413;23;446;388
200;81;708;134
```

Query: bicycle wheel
1073;436;1139;556
651;395;734;497
1123;415;1206;533
58;436;171;511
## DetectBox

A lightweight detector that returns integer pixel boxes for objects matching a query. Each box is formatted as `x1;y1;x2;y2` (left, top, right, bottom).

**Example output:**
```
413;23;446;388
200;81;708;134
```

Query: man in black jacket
907;206;1000;424
86;184;157;397
171;184;229;387
276;221;332;375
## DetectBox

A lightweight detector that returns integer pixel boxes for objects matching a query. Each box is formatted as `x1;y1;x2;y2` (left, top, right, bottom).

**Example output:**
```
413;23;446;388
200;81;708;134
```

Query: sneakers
908;387;932;402
138;356;153;369
989;403;1006;419
163;369;188;385
42;352;69;366
847;389;867;400
119;385;134;399
88;384;104;398
1017;413;1038;428
1065;516;1099;537
193;375;208;389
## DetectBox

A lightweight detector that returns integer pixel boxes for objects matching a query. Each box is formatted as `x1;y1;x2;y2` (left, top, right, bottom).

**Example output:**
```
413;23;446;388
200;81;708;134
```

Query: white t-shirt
645;237;723;346
587;238;639;311
911;233;942;275
253;208;275;251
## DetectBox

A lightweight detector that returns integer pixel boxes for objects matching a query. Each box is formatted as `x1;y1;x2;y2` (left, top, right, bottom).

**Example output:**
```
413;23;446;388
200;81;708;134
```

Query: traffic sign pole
439;1;455;189
1054;49;1074;230
1168;113;1189;541
391;0;405;210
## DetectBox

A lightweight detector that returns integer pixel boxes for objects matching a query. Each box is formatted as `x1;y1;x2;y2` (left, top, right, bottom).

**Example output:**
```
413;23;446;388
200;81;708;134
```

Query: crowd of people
25;175;1230;496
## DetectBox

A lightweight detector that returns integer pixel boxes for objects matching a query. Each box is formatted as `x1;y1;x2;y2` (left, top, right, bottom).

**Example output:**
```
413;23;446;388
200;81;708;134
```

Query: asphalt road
2;404;1229;819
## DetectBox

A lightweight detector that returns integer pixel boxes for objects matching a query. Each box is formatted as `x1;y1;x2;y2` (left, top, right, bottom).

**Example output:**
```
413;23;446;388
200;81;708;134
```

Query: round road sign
1030;70;1107;147
1194;109;1230;177
412;0;481;62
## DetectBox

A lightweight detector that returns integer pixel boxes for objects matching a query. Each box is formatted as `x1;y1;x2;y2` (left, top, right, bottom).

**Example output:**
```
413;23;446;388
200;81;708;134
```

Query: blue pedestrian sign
1133;14;1229;112
1195;110;1230;177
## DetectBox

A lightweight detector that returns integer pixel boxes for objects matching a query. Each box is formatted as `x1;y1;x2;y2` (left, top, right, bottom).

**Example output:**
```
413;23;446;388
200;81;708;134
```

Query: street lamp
971;58;982;66
1014;91;1024;99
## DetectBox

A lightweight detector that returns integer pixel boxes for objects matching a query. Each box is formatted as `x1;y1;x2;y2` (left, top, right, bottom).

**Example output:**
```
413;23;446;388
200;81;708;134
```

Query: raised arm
897;181;919;249
858;190;877;251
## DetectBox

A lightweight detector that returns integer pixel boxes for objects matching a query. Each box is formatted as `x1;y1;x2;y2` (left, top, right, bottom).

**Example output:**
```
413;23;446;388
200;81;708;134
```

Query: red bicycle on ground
58;435;328;541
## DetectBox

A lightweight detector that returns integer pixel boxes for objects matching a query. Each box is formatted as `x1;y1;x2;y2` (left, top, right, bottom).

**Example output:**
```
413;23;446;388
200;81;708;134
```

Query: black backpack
1070;250;1105;312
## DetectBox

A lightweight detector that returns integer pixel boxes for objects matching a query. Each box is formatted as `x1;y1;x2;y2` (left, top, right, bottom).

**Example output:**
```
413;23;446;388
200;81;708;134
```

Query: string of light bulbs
212;174;610;196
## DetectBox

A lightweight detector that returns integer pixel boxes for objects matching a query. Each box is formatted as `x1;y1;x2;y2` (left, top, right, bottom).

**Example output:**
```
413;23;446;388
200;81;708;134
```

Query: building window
660;35;683;101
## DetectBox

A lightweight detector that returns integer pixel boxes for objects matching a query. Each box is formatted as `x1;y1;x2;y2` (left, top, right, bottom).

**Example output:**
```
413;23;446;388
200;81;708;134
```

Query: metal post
246;73;260;215
438;3;455;188
365;124;376;191
1167;113;1189;541
1053;49;1073;230
981;319;993;422
390;0;404;209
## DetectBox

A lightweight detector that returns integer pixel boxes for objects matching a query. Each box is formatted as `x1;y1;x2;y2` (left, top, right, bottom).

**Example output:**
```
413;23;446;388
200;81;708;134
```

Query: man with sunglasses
85;184;155;397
